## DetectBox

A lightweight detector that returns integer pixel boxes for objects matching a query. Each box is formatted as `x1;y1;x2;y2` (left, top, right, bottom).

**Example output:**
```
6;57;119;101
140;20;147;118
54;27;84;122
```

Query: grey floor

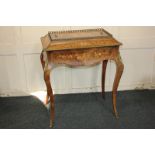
0;90;155;129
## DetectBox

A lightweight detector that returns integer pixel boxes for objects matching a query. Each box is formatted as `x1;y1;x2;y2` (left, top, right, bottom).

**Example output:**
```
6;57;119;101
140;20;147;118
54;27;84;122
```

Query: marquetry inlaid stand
40;28;124;128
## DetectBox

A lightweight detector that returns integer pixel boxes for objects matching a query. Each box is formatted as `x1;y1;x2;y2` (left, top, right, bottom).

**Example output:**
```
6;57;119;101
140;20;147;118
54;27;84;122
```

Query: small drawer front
49;47;115;66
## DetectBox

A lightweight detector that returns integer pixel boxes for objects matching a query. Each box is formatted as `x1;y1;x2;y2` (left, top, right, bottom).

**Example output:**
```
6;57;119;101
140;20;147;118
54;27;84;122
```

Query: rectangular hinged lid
41;28;121;51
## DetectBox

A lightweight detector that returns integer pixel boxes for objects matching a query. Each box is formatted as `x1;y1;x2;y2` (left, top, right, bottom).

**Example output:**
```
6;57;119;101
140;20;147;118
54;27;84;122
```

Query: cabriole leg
102;60;108;99
40;52;54;128
44;70;55;128
112;53;124;118
101;60;108;99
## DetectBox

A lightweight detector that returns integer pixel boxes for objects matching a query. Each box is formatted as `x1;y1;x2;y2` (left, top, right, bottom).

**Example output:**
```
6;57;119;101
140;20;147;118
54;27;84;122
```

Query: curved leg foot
50;120;54;128
102;60;108;99
112;53;124;118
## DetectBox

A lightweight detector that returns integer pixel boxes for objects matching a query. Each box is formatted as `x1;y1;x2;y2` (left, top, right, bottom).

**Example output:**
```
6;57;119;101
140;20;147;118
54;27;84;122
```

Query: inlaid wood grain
40;28;124;128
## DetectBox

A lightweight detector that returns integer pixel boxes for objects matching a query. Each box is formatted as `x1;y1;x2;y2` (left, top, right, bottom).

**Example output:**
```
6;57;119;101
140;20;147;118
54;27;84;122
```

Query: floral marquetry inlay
40;28;124;128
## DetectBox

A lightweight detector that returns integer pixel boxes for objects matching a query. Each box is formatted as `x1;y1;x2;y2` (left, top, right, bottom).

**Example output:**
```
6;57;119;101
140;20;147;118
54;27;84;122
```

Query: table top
41;28;122;51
